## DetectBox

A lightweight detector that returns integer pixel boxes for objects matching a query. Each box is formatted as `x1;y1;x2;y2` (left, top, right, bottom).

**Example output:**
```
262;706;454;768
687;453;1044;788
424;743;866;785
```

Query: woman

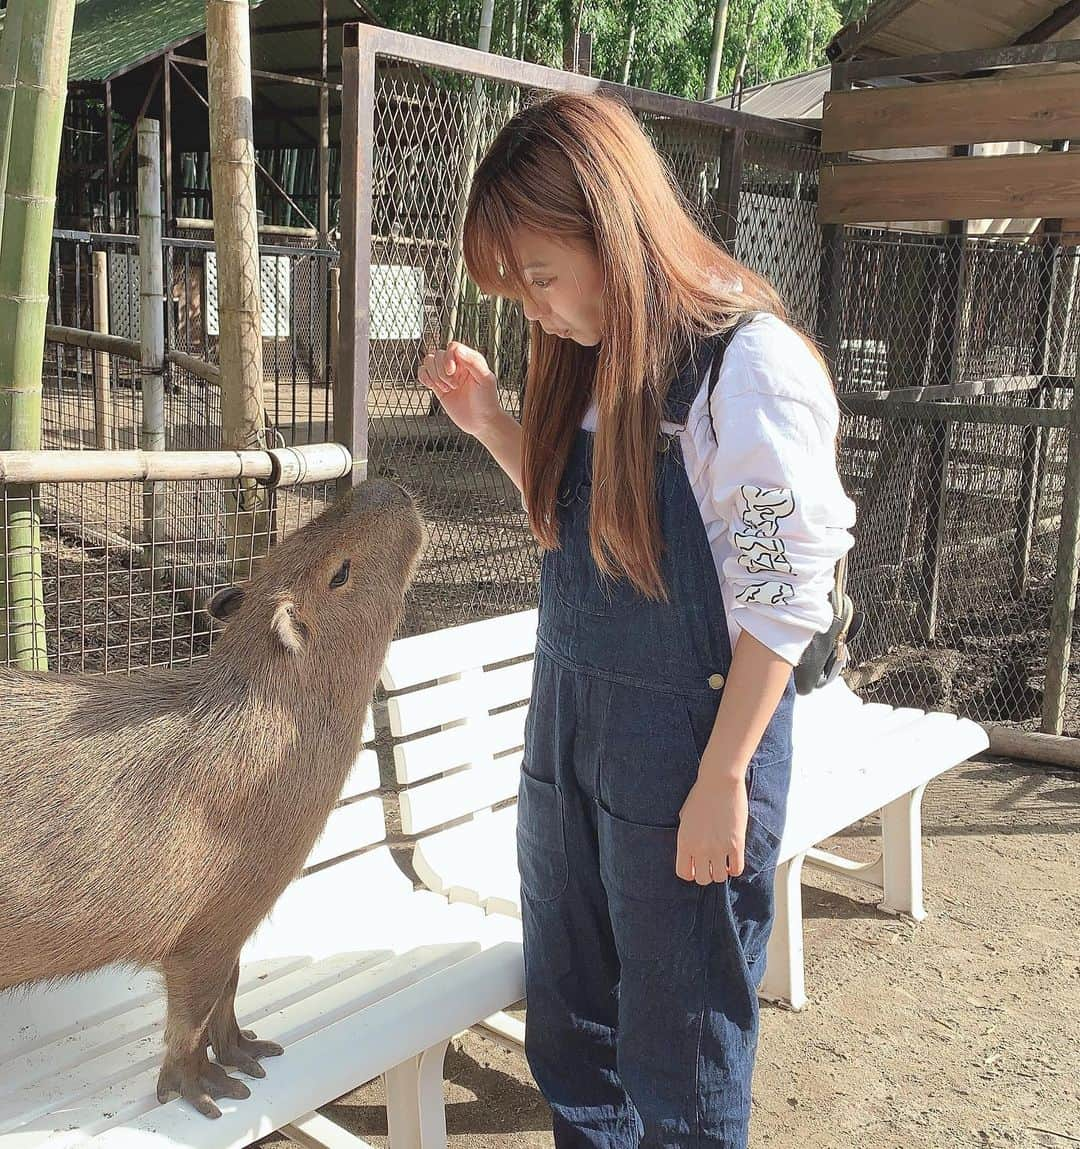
418;92;855;1148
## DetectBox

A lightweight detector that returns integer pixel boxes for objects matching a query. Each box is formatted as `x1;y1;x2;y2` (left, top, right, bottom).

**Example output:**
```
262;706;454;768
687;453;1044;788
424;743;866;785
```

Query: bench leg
878;783;928;921
283;1111;377;1149
760;852;807;1011
384;1038;451;1149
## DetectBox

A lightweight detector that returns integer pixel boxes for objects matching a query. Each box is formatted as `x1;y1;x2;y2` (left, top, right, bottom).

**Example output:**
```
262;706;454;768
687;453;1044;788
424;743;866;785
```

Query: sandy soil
260;754;1079;1149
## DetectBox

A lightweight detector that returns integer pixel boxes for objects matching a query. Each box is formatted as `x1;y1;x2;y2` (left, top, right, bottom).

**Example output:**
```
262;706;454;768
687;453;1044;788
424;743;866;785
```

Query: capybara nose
350;478;414;513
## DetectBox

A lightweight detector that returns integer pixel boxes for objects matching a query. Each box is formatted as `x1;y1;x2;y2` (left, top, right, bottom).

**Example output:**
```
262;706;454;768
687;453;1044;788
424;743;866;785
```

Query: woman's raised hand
418;341;504;438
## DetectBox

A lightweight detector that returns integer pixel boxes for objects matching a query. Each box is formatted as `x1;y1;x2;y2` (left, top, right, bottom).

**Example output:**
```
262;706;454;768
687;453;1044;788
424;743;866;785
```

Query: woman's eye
532;278;552;290
330;560;351;589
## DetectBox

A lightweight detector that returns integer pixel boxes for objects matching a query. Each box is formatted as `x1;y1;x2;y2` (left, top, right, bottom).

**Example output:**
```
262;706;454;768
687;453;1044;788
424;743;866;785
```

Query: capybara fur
0;479;424;1117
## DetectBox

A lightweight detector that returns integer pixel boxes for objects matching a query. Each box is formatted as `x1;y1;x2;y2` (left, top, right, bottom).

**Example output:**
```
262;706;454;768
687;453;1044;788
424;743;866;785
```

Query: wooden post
715;126;744;251
1015;142;1067;599
104;80;115;232
337;26;374;493
138;119;166;576
919;175;969;641
207;0;272;574
1042;367;1080;735
92;250;113;448
318;0;330;244
164;54;174;230
817;61;849;371
329;263;340;385
0;0;77;671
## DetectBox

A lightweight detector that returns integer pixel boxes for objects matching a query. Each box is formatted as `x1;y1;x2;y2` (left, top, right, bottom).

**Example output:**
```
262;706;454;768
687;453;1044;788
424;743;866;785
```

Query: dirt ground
259;755;1078;1149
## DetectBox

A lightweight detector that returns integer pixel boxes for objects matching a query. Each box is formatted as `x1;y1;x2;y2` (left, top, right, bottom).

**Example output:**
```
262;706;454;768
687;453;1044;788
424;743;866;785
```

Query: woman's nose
522;293;548;322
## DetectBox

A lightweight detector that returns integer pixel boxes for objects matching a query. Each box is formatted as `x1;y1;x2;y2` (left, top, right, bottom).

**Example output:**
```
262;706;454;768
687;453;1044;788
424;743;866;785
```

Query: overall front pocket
516;768;569;902
598;805;700;963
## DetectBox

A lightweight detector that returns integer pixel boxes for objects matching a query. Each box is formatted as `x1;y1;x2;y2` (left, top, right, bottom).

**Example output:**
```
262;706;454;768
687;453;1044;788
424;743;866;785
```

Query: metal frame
335;24;820;491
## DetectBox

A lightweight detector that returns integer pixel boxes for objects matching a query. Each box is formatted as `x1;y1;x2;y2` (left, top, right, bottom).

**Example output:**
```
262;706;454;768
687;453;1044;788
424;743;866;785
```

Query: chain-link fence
0;454;343;676
832;229;1080;735
346;28;823;637
46;230;338;452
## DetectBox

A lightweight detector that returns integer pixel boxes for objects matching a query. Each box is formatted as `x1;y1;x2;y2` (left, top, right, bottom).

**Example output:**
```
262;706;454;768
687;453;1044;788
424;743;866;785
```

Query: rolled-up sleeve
701;327;857;666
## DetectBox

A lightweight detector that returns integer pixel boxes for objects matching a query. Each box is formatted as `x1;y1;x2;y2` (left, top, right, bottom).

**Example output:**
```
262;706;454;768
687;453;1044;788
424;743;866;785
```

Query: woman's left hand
676;773;748;884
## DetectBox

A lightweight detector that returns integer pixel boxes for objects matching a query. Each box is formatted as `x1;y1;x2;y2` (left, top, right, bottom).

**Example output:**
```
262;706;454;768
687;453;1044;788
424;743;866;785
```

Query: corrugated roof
0;0;376;84
717;66;832;120
828;0;1080;62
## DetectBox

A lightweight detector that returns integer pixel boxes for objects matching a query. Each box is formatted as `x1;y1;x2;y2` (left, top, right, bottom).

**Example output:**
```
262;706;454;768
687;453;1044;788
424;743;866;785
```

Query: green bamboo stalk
0;0;77;670
0;0;26;239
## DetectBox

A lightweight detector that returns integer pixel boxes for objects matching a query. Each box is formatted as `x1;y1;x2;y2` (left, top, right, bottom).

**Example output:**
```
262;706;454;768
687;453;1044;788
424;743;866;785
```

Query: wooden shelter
820;0;1080;233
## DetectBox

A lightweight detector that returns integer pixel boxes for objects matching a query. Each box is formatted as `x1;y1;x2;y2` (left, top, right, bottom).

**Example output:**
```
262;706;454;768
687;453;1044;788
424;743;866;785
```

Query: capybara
0;479;424;1118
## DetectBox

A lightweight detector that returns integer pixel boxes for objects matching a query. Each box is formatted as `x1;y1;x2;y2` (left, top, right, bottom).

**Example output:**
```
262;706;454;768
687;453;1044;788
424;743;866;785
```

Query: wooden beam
823;71;1080;151
1016;0;1080;45
819;150;1080;224
826;0;920;62
846;38;1080;82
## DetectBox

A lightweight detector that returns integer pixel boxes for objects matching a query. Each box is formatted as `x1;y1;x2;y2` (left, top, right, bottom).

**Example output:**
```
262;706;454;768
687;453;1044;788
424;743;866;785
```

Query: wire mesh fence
0;473;335;676
45;230;338;453
358;40;823;637
24;31;1080;740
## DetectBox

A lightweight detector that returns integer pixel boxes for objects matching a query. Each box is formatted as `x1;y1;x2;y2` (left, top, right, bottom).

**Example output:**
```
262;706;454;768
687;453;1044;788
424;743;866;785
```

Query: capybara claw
213;1030;284;1077
156;1058;251;1119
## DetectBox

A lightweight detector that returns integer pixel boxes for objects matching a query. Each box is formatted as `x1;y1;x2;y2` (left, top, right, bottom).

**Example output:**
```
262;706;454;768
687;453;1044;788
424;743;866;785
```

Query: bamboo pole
137;118;166;576
207;0;272;578
92;250;113;448
44;325;221;385
0;0;25;239
0;443;353;485
0;0;76;671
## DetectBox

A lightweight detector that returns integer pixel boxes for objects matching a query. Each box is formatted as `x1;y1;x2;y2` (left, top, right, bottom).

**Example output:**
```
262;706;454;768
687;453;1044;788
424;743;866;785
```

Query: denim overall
517;334;796;1148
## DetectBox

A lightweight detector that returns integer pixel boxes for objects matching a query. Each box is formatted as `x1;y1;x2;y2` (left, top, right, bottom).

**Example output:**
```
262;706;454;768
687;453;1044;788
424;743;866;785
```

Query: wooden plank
823;72;1080;152
819;151;1080;224
845;38;1080;82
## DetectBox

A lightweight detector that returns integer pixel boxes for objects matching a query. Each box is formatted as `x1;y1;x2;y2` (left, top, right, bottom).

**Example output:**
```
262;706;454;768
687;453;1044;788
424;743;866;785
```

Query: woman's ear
206;585;244;623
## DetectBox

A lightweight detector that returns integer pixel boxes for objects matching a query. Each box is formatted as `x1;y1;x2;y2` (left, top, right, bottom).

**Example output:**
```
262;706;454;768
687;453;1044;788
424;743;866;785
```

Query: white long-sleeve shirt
582;312;857;666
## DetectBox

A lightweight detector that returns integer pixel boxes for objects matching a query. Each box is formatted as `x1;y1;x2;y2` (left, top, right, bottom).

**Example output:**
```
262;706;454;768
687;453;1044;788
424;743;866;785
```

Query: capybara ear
271;600;307;655
206;585;245;623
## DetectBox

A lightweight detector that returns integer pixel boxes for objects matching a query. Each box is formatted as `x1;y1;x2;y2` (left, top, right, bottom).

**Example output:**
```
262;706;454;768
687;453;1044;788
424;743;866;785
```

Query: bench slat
387;660;533;738
304;797;386;869
339;749;380;802
400;760;519;835
380;610;537;691
393;704;528;784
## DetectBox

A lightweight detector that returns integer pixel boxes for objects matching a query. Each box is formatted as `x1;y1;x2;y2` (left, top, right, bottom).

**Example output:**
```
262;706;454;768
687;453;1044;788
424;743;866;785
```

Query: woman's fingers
449;341;496;386
418;359;447;395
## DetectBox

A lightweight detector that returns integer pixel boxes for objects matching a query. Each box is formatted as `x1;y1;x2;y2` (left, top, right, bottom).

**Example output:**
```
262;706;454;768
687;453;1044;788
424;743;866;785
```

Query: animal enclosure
4;28;1079;744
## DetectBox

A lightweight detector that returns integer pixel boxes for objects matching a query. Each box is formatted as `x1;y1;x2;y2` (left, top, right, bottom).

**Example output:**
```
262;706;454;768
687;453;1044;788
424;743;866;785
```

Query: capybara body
0;479;424;1116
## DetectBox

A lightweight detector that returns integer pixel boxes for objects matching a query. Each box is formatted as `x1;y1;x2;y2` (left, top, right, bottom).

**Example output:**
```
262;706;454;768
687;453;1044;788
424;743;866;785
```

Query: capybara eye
330;560;351;589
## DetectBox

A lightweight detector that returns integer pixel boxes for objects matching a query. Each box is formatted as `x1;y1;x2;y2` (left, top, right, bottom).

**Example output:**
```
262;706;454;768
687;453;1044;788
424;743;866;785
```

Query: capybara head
205;479;424;677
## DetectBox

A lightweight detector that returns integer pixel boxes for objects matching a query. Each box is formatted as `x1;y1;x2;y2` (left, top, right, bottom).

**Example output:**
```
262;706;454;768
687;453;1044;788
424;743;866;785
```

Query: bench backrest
378;610;538;840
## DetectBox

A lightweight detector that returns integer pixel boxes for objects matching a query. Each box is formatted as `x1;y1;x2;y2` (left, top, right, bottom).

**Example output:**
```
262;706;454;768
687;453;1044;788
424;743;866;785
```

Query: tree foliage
373;0;873;100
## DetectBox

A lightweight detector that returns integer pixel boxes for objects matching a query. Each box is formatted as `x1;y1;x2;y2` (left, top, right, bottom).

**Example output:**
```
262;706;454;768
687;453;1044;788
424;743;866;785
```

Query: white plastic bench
0;709;525;1149
380;608;990;1015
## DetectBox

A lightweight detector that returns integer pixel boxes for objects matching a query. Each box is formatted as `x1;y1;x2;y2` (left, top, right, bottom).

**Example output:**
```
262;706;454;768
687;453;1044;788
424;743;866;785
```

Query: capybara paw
156;1057;251;1119
214;1030;284;1077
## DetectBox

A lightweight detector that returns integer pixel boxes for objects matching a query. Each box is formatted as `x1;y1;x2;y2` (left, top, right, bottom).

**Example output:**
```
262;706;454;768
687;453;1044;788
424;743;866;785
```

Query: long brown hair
463;92;791;600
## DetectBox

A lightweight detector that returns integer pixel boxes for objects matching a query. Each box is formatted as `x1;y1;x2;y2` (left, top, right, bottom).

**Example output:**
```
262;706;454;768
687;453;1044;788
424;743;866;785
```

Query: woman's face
511;230;605;347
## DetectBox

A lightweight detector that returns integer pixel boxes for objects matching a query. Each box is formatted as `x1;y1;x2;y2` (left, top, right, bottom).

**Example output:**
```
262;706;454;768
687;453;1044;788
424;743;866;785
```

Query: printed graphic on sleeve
734;485;797;577
734;580;795;605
